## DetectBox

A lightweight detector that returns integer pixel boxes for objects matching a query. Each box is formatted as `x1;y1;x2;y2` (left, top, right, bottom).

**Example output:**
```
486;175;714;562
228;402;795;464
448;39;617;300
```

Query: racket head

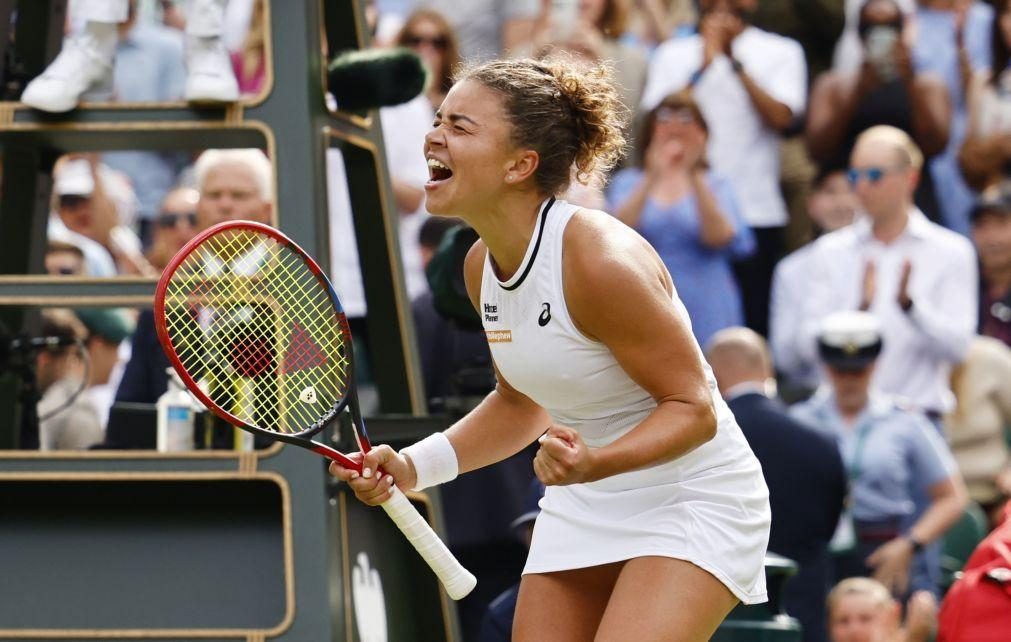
154;220;358;443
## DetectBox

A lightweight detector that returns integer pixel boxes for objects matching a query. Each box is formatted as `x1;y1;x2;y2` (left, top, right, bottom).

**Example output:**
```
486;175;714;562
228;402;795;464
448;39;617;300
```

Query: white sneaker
185;37;239;103
20;37;113;112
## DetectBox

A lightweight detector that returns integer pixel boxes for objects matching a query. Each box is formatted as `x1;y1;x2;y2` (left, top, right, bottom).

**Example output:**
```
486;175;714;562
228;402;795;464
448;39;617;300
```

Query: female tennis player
330;56;771;640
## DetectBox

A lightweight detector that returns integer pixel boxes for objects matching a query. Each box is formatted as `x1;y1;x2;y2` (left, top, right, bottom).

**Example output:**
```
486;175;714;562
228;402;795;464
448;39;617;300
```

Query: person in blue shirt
791;310;969;598
606;91;755;346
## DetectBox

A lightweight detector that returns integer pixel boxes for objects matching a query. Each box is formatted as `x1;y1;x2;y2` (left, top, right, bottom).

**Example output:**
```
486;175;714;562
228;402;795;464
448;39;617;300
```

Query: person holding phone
807;0;951;223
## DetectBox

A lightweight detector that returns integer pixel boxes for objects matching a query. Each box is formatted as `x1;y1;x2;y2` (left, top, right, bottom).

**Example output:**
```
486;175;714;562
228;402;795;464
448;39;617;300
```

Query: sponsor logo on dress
484;303;499;323
486;330;512;343
538;302;551;327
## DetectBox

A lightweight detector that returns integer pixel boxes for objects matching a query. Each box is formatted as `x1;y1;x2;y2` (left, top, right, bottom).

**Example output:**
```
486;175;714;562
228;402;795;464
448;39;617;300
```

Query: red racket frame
154;220;368;472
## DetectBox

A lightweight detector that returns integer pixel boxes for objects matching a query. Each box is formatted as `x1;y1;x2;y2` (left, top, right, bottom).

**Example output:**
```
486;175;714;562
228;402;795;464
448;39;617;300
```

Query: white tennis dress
480;197;771;604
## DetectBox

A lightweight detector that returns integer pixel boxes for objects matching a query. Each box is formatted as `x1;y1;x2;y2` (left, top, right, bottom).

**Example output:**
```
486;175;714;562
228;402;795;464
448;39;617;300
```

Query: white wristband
400;432;459;491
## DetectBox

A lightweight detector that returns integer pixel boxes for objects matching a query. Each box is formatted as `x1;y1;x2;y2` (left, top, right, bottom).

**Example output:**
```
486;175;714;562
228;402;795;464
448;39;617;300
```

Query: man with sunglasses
146;187;199;271
47;155;146;277
641;0;806;337
798;125;977;433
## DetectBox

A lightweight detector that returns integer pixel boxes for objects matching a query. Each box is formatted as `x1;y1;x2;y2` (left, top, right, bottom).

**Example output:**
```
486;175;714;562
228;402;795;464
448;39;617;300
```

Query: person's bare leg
595;557;740;642
512;562;623;642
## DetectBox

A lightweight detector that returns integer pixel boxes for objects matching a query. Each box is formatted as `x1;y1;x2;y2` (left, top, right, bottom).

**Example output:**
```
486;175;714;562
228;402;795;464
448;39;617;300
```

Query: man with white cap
47;157;119;277
47;155;149;276
791;310;968;599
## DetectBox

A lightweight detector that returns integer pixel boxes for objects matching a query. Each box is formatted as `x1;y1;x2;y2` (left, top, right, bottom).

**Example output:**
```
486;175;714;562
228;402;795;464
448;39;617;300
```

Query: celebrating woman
331;56;770;640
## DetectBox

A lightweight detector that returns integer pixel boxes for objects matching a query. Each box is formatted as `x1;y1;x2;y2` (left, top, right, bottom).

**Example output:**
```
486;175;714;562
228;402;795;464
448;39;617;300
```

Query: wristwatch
729;57;744;74
907;534;925;553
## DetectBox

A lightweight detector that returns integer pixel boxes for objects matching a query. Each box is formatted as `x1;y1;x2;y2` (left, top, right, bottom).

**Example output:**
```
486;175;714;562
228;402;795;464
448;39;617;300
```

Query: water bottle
157;368;195;452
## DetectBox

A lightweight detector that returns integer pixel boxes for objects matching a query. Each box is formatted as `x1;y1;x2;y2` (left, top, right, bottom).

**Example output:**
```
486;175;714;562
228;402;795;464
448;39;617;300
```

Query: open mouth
427;158;454;183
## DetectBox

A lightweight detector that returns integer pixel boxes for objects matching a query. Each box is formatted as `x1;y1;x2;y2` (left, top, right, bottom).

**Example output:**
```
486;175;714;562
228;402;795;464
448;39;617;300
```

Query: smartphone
865;25;899;81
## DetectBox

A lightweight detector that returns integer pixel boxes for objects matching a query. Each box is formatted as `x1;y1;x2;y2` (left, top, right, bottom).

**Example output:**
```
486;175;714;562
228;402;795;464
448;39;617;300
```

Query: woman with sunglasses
607;92;754;347
332;57;770;640
396;9;462;112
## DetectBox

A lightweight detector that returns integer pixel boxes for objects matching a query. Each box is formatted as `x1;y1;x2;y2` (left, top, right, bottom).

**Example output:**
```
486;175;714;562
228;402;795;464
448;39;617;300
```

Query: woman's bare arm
558;211;718;481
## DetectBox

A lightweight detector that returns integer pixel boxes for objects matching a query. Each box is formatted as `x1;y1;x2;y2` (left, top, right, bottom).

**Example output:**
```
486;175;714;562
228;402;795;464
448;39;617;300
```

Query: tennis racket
154;219;476;600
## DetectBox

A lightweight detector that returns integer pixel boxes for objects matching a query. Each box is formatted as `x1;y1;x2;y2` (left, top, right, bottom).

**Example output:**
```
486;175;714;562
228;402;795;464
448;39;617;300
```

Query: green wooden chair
940;501;989;592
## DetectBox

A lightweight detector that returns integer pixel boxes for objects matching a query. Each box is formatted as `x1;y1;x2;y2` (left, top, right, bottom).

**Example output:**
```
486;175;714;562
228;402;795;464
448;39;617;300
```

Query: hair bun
541;57;629;187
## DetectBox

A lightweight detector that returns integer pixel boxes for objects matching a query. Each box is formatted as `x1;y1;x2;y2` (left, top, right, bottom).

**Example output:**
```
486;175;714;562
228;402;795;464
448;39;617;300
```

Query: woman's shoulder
566;205;652;249
558;206;674;336
561;206;669;287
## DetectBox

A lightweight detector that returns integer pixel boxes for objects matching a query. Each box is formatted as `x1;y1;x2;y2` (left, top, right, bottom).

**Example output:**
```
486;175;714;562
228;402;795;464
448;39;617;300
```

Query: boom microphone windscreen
327;48;428;111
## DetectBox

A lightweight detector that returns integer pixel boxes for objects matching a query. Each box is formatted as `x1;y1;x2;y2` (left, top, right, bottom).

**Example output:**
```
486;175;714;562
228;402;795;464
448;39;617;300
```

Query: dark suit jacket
115;309;171;405
728;392;847;642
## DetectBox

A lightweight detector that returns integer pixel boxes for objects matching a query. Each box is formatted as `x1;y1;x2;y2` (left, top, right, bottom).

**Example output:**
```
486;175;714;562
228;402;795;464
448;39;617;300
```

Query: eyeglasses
846;167;898;186
405;35;448;51
157;212;197;228
655;106;696;125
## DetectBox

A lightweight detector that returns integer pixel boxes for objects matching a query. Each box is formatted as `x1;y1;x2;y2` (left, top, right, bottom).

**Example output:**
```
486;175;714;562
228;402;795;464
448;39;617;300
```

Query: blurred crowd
18;0;1011;641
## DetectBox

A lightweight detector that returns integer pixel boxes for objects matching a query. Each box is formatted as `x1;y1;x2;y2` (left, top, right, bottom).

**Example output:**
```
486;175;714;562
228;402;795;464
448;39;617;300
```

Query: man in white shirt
798;126;977;421
640;0;807;336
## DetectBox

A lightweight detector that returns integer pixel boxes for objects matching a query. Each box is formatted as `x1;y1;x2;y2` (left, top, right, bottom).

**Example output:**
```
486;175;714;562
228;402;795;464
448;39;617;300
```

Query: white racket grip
380;486;477;600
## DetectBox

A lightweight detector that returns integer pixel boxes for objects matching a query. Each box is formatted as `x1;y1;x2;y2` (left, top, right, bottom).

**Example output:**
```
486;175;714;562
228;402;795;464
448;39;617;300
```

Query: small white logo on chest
299;387;317;404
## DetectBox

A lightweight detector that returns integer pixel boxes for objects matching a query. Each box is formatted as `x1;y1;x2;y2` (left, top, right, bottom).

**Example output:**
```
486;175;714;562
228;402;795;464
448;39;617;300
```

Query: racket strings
162;228;351;435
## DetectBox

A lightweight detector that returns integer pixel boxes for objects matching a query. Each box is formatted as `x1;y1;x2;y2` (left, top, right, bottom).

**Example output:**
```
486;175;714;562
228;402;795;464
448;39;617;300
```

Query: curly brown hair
455;56;629;196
